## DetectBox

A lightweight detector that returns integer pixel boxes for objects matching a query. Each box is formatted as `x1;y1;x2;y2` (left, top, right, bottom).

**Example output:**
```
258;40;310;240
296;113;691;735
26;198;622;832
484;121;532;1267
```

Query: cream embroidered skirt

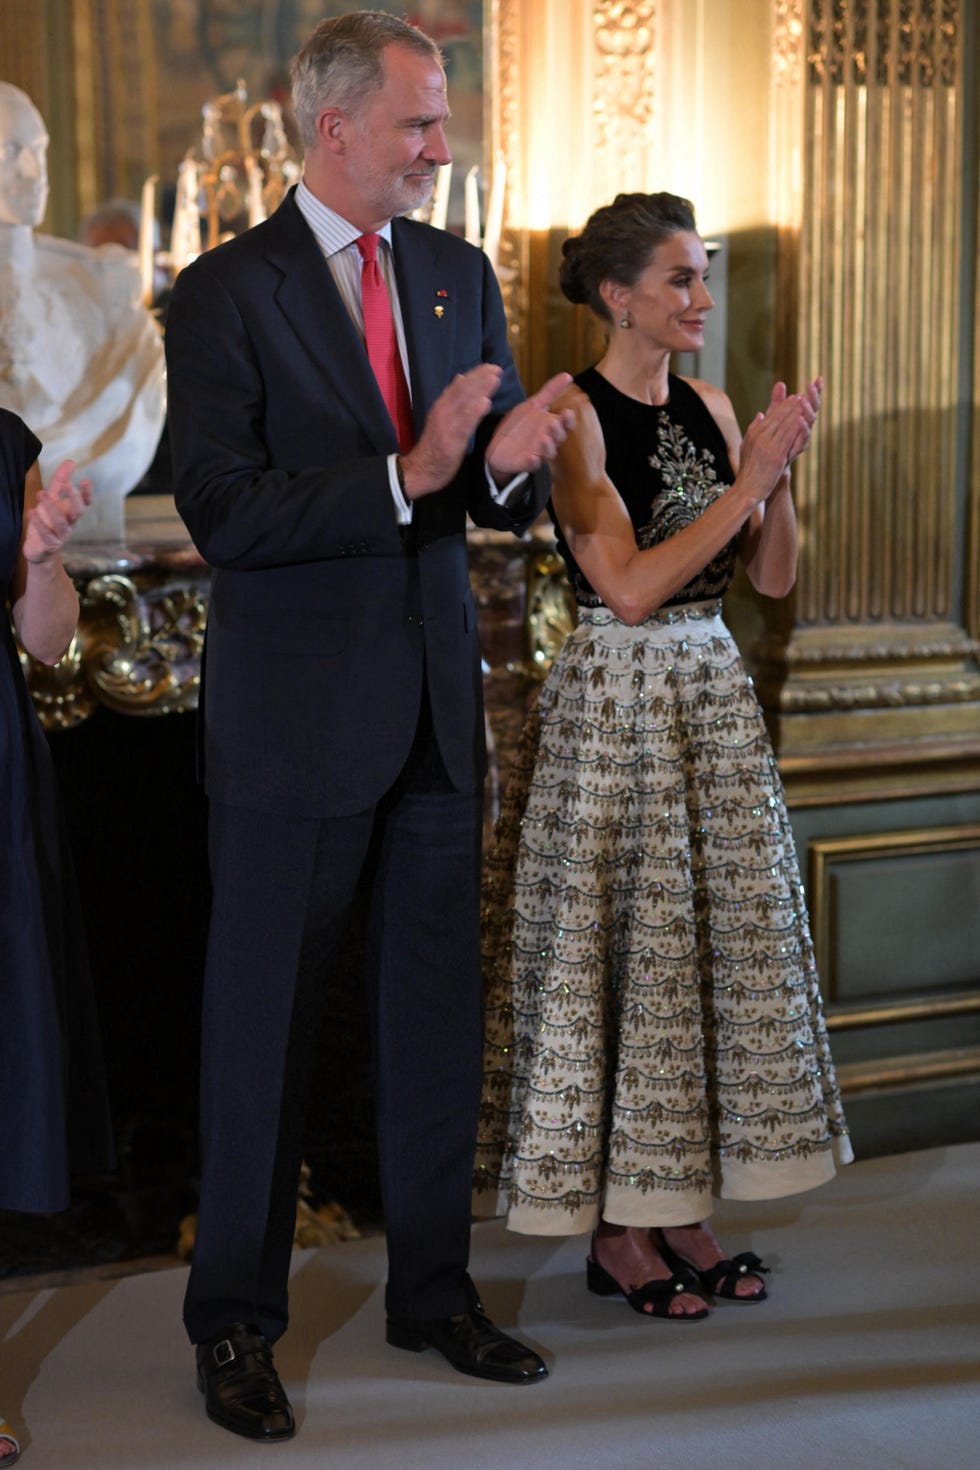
474;601;852;1235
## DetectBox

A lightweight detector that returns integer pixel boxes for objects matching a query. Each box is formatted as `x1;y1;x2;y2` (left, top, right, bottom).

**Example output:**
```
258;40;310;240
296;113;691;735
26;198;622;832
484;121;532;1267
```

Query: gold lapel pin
434;305;445;318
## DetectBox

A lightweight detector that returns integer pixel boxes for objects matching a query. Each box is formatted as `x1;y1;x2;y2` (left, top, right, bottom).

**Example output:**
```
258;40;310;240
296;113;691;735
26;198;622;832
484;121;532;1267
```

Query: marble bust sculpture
0;82;166;540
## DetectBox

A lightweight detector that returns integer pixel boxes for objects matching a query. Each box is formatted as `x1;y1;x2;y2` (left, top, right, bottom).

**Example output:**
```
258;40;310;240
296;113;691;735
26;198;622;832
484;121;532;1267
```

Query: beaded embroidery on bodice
551;367;737;610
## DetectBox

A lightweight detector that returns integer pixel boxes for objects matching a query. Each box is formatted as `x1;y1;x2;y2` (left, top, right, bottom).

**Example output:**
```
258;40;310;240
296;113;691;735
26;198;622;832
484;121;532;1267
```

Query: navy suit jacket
165;190;548;817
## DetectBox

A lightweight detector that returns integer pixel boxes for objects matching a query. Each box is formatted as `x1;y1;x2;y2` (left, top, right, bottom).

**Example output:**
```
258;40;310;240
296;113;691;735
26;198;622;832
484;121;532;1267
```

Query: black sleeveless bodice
550;367;737;608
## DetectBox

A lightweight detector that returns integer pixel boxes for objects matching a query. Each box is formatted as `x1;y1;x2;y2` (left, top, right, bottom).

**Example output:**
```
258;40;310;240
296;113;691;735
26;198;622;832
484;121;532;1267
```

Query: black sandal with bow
658;1238;770;1302
586;1254;709;1320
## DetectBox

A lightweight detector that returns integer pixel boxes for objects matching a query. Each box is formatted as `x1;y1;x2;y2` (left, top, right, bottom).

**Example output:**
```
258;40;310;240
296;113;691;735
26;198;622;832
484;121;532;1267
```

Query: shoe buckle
213;1339;236;1367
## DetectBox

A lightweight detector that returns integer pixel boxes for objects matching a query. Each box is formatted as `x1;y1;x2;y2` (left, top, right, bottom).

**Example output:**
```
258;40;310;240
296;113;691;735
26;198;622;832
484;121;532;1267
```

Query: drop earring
619;311;631;329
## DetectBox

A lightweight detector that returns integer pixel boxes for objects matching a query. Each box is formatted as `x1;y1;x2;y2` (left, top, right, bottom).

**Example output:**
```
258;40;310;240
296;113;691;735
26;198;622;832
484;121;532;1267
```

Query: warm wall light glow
138;174;157;307
498;0;776;245
464;165;481;245
521;0;577;232
483;156;506;268
505;0;661;235
428;162;451;232
525;157;553;231
169;157;202;274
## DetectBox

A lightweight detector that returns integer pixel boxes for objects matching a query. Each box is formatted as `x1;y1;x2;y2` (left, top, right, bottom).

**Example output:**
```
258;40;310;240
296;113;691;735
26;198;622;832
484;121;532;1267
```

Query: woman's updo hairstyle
559;192;697;323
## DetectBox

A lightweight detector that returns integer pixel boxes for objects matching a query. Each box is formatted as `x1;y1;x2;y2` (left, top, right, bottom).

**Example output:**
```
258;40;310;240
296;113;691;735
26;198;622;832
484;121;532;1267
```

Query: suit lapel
261;200;462;452
262;194;397;450
392;218;457;432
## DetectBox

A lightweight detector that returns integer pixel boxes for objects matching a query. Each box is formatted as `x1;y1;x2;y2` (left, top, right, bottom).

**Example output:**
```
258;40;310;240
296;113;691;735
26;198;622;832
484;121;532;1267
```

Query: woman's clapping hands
738;376;822;506
21;460;92;563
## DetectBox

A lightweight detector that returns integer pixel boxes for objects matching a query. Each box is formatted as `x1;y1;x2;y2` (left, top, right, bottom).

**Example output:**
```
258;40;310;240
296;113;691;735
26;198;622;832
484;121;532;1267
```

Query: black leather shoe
386;1305;548;1384
195;1322;295;1441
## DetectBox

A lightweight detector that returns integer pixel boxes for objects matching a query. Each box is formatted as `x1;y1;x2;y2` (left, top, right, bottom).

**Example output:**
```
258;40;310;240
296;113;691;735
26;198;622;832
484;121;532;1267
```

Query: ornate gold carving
805;0;845;84
524;550;575;674
23;573;207;729
486;0;666;383
774;0;806;89
751;617;980;722
768;633;979;664
779;674;980;711
22;634;91;731
806;0;958;87
592;1;657;193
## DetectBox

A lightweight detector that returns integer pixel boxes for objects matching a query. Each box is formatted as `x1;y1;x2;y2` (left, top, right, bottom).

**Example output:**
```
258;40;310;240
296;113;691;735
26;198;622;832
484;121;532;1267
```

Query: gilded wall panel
764;0;979;790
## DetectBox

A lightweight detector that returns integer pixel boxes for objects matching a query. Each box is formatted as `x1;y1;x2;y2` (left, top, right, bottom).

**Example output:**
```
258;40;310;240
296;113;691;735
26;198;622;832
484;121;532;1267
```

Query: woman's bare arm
11;460;91;664
551;383;810;625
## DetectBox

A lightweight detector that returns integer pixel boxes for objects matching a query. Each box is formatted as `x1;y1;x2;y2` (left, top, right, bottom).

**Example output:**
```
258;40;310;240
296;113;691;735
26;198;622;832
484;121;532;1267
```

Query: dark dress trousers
165;190;548;1344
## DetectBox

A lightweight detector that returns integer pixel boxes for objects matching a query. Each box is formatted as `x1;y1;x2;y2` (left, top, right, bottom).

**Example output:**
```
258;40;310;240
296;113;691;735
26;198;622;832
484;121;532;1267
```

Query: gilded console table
23;496;209;730
24;500;571;794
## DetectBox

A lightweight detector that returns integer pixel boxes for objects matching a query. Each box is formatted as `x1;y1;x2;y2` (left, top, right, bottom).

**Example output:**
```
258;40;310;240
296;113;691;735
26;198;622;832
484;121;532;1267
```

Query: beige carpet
2;1143;977;1470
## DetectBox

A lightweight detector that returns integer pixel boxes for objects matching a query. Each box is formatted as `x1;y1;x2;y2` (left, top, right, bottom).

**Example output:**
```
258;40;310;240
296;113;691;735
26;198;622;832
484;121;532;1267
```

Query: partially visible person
77;196;141;250
475;191;852;1319
0;406;115;1461
78;197;170;312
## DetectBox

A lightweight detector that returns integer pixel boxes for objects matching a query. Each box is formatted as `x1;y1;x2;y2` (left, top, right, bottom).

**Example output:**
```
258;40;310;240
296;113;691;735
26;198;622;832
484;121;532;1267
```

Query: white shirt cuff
486;464;529;508
387;454;413;524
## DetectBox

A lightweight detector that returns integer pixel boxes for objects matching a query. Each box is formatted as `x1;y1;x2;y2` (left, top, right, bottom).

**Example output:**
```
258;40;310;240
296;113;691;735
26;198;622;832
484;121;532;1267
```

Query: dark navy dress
0;407;113;1212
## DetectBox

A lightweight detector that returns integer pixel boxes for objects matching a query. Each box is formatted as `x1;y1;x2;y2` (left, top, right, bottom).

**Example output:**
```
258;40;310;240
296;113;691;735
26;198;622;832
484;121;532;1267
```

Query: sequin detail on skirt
475;602;851;1235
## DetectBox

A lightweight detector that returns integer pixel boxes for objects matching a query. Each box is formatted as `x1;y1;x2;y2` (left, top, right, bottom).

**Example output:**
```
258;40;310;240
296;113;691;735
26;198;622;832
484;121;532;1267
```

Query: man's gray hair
290;10;443;150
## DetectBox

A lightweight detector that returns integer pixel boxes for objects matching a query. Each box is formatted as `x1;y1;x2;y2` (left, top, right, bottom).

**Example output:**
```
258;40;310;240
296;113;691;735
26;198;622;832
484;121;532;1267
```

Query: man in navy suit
165;10;573;1444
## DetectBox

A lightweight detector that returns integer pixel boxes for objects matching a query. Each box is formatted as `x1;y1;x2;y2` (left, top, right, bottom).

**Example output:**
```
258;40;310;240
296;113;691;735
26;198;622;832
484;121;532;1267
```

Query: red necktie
356;232;414;451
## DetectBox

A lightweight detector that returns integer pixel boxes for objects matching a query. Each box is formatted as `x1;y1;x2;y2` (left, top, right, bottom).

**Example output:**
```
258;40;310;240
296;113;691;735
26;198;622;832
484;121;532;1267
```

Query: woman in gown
1;408;114;1463
475;193;852;1319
